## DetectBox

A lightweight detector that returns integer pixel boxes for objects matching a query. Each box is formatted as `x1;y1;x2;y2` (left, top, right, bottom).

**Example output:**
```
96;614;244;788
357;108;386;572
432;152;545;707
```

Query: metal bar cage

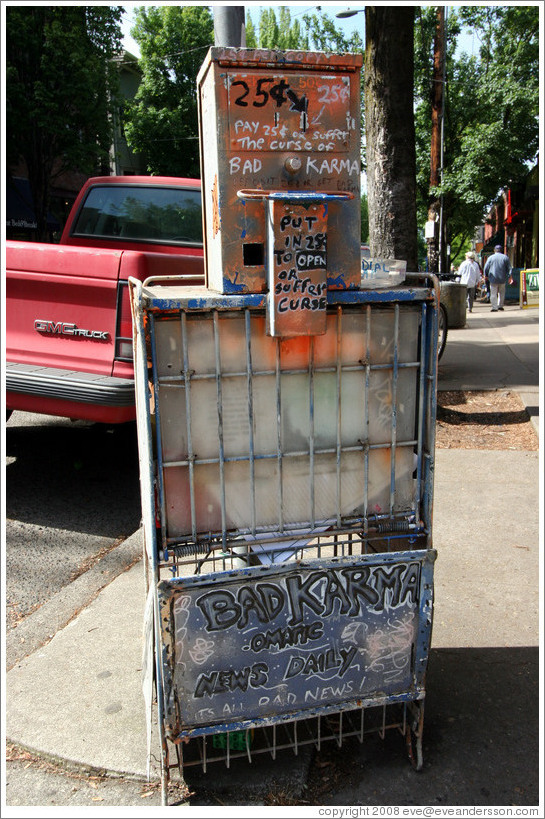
130;278;438;800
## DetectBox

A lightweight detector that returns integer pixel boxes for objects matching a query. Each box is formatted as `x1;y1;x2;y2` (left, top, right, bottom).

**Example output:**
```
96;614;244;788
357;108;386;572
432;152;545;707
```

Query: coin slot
243;243;265;266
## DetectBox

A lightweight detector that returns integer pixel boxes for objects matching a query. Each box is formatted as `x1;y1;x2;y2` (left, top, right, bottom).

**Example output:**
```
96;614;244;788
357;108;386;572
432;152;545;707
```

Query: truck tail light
115;281;133;361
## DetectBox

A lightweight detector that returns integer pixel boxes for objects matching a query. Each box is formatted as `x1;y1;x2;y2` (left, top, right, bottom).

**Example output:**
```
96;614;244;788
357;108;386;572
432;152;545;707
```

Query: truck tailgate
7;243;123;376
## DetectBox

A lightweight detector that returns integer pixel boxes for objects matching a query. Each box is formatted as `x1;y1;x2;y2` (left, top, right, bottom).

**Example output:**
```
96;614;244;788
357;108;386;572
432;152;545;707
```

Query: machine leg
405;701;424;771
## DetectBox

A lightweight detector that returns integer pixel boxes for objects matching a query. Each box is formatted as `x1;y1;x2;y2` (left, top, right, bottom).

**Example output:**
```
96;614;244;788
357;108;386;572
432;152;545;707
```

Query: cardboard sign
267;198;328;337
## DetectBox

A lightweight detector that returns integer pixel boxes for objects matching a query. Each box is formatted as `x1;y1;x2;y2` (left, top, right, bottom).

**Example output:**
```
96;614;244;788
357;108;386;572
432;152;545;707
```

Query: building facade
478;160;539;271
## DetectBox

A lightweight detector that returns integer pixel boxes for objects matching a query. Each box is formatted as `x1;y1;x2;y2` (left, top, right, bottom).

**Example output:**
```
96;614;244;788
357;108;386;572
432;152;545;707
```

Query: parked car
6;176;204;424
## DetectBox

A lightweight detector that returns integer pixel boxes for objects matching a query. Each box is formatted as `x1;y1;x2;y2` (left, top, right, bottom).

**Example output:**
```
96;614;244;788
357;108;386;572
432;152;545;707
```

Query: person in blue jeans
484;245;513;311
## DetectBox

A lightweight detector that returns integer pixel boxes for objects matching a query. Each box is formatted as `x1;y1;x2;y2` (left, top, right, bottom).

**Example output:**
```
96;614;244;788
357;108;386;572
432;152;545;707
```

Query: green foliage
245;7;308;50
302;11;364;54
414;5;539;257
360;194;369;244
123;5;213;177
6;5;122;236
245;13;258;48
246;7;363;53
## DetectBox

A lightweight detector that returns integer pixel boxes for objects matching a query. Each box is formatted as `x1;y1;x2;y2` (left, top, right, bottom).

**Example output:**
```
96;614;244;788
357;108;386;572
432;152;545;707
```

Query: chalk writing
229;157;263;175
258;690;297;708
173;594;191;673
366;616;415;683
194;662;268;698
195;707;216;721
284;645;358;680
159;553;433;730
247;620;324;652
189;637;215;665
304;681;355;702
232;121;352;154
228;73;355;155
306;157;359;176
342;616;415;686
317;82;350;104
196;563;420;632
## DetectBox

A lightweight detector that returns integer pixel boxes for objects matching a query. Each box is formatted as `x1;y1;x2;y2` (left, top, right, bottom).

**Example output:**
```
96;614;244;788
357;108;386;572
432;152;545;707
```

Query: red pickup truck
6;175;204;423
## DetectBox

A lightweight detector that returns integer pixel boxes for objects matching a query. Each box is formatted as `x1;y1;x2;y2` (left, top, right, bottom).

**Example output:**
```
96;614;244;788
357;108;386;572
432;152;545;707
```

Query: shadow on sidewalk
5;418;141;536
184;646;539;808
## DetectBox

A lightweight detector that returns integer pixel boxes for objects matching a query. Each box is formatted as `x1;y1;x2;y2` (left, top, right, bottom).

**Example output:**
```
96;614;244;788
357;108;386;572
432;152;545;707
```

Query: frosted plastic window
153;306;421;541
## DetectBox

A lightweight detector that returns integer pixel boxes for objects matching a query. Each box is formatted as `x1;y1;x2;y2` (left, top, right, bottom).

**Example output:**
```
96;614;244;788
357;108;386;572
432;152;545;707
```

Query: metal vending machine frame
130;48;439;805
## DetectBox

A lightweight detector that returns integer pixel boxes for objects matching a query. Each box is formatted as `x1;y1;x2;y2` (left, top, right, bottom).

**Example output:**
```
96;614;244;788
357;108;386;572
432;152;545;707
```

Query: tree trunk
427;6;445;274
364;6;418;270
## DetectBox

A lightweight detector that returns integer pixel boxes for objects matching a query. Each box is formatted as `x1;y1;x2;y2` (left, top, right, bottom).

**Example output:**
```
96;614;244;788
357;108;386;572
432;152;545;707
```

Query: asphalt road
5;411;142;631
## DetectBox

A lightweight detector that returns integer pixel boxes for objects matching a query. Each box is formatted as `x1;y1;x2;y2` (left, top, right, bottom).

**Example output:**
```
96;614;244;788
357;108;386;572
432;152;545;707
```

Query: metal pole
438;7;447;275
213;6;246;47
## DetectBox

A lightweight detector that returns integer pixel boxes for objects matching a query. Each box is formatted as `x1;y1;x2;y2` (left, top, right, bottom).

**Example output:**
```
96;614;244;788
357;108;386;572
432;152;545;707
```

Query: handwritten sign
158;551;435;735
228;73;353;154
360;257;407;289
267;199;328;337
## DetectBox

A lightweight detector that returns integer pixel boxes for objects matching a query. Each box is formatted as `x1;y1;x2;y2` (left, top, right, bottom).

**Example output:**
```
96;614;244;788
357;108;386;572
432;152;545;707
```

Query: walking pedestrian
484;245;513;312
457;251;481;312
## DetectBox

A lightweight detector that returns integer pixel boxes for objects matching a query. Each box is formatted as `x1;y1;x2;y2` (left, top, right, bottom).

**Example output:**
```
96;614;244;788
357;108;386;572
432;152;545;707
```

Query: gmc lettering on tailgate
34;320;109;341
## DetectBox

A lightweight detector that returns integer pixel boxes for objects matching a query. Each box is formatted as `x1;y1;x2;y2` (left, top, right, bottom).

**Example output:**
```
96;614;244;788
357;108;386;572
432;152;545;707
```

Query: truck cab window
72;184;203;246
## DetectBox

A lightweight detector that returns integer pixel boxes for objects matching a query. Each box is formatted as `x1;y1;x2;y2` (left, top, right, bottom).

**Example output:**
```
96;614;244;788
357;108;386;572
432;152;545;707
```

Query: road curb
5;528;144;671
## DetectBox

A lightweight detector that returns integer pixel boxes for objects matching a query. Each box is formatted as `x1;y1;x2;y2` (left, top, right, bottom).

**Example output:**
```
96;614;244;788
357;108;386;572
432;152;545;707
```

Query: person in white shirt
457;251;481;312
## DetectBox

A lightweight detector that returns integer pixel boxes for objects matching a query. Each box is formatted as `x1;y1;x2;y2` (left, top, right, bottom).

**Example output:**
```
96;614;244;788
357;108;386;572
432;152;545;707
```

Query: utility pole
213;6;246;47
427;6;445;275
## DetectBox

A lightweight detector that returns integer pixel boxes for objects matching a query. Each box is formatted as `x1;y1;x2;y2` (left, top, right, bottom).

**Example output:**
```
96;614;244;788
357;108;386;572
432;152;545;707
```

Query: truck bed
6;242;204;423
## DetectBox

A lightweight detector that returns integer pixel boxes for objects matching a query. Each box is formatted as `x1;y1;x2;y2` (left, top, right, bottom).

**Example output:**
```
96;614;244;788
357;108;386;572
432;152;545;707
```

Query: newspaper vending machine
130;48;438;804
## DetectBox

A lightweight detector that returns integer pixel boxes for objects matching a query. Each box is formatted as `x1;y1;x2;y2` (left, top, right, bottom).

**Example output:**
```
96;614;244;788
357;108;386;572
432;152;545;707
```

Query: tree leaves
122;6;213;177
6;5;123;239
414;5;539;262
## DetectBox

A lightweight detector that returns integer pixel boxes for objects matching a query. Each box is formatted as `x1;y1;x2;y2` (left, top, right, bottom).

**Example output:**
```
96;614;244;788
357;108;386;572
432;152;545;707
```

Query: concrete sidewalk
438;300;540;433
4;300;541;807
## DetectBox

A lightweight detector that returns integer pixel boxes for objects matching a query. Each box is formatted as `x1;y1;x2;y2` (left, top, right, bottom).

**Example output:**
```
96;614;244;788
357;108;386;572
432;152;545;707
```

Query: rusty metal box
197;48;363;296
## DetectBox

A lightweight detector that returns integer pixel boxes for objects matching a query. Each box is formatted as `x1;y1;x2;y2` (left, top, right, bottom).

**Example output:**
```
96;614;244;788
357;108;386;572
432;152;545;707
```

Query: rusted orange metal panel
197;48;363;304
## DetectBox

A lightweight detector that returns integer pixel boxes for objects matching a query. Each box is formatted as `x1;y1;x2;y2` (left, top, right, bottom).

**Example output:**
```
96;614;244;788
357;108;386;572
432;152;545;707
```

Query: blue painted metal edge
158;547;436;592
173;689;426;741
141;286;435;312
